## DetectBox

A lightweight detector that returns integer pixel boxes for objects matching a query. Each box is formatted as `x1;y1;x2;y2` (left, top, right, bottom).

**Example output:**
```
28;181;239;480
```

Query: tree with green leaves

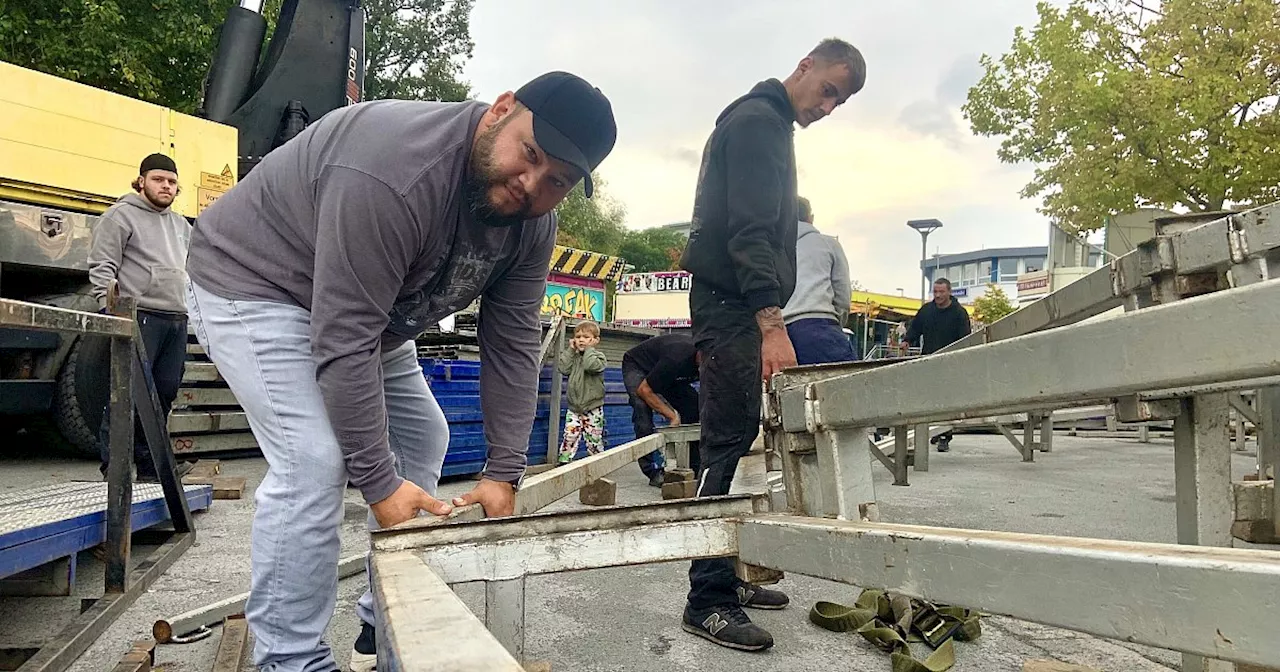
362;0;473;102
555;173;686;273
0;0;474;114
971;284;1016;325
554;172;628;255
617;227;686;274
964;0;1280;233
0;0;235;114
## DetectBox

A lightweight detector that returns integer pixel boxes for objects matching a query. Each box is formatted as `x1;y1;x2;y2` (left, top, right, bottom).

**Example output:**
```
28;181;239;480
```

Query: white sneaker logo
736;586;755;605
702;613;730;636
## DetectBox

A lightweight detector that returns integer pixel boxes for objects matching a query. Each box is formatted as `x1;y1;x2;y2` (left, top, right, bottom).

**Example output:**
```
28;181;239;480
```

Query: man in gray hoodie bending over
88;153;192;481
783;197;856;364
185;72;616;672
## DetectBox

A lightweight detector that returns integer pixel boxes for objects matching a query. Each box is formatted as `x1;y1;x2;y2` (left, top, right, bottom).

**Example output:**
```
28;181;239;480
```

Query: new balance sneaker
348;621;376;672
735;581;790;610
682;604;774;651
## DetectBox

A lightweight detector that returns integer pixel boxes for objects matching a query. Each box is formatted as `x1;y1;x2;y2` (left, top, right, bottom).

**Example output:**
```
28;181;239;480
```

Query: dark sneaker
936;439;951;453
348;621;376;672
735;581;789;610
648;472;665;488
682;604;774;651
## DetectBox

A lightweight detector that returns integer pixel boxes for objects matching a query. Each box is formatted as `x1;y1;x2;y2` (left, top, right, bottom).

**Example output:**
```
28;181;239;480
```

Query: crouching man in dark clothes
621;333;702;486
677;38;866;651
904;277;971;451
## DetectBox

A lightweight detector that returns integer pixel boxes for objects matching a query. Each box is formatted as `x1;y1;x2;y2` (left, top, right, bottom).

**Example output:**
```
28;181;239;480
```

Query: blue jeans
187;279;448;672
786;317;857;365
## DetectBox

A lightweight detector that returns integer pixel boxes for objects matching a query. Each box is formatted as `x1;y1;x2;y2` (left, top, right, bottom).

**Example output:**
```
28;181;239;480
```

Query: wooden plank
169;411;250;434
185;460;221;478
180;362;221;383
107;639;154;672
172;433;257;455
174;388;240;408
181;476;246;500
210;615;248;672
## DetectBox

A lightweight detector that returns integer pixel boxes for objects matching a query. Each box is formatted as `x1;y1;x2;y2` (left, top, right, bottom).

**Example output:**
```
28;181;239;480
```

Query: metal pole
1173;394;1235;672
919;231;930;301
104;331;134;594
546;323;565;465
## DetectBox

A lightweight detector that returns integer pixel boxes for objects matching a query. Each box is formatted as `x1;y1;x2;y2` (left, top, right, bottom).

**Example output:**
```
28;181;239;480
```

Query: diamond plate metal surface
0;482;208;537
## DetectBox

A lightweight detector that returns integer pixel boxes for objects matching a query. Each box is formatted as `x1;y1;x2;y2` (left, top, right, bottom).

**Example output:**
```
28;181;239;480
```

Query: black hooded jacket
679;79;798;314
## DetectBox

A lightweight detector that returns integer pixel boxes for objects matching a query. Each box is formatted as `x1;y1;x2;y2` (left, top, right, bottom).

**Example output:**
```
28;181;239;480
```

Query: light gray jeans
187;279;448;672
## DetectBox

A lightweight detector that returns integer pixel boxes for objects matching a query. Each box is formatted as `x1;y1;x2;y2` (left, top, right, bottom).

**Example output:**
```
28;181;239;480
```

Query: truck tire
51;335;111;457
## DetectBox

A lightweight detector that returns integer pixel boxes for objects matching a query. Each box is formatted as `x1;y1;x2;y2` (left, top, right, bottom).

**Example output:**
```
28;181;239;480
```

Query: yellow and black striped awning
548;245;627;282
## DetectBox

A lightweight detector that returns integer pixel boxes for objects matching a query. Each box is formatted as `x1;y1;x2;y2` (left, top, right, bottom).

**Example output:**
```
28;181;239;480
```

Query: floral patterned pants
558;407;605;463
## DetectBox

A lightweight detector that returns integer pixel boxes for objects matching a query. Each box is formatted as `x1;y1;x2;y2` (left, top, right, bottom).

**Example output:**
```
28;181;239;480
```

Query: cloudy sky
464;0;1051;295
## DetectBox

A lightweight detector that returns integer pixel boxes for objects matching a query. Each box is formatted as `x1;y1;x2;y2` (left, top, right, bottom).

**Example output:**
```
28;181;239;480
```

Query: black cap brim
531;113;595;198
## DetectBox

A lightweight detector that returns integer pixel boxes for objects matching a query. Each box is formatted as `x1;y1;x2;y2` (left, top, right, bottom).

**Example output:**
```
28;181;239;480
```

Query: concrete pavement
0;431;1268;671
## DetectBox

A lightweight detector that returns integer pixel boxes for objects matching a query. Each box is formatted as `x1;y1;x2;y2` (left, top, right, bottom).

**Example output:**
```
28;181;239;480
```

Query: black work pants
622;361;700;476
686;282;762;609
97;309;188;480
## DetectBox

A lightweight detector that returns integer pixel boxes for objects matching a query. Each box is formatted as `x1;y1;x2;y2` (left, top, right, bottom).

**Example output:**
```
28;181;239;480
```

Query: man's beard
143;187;173;210
466;123;531;228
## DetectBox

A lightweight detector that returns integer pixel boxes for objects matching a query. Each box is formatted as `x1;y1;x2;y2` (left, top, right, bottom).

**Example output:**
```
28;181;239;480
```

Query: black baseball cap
515;71;617;198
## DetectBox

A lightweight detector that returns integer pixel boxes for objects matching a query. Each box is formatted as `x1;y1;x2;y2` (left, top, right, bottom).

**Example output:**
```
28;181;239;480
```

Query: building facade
919;246;1054;304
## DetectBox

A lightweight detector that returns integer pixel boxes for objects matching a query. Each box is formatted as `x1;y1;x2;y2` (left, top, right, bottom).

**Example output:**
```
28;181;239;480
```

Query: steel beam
103;331;133;594
891;427;908;486
912;423;929;471
374;495;756;554
485;579;525;661
736;515;1280;667
787;280;1280;431
420;518;735;584
376;434;666;535
813;427;877;521
0;298;133;338
373;551;522;672
17;533;194;672
945;262;1122;352
153;553;366;643
1173;394;1236;671
1256;387;1280;482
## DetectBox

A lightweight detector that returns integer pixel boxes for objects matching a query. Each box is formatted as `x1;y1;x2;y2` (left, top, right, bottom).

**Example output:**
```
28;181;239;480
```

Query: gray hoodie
88;192;192;314
782;220;851;325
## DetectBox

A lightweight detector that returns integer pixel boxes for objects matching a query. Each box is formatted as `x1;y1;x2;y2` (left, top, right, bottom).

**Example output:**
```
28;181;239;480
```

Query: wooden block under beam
186;459;221;478
182;475;247;500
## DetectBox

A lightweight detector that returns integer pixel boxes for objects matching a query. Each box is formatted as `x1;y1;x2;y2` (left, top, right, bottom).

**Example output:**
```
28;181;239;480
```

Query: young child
557;320;607;464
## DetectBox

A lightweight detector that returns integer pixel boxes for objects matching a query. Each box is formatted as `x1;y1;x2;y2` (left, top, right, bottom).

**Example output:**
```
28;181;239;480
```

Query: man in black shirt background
621;334;701;486
904;277;972;451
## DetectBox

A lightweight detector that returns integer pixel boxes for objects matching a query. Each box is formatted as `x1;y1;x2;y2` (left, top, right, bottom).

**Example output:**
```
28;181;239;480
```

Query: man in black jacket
904;277;972;451
678;37;866;652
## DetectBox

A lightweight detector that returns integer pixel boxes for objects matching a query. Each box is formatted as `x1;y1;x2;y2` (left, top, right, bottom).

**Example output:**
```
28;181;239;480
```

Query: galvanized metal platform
0;482;212;581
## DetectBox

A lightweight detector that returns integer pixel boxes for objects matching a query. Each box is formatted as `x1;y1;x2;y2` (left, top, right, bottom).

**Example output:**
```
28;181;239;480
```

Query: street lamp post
907;219;943;301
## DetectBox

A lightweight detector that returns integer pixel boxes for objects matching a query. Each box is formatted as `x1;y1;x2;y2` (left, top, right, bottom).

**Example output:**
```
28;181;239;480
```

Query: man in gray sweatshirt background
88;153;192;482
185;71;616;672
783;196;857;364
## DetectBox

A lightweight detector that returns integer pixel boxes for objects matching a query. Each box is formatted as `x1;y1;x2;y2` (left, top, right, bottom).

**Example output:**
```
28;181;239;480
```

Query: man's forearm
755;305;786;334
637;382;679;423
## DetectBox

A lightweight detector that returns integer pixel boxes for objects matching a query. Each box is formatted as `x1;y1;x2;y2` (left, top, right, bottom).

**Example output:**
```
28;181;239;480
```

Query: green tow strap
809;590;981;672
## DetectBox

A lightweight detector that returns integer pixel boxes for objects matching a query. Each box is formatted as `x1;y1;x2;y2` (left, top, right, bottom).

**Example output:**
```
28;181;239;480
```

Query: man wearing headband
185;71;617;672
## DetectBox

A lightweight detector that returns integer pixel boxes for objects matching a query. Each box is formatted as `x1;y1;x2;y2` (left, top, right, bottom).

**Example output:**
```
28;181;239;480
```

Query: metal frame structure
366;205;1280;671
0;290;198;672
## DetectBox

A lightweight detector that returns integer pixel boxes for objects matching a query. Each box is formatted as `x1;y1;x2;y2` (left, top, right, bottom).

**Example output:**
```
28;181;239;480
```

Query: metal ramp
0;482;213;584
